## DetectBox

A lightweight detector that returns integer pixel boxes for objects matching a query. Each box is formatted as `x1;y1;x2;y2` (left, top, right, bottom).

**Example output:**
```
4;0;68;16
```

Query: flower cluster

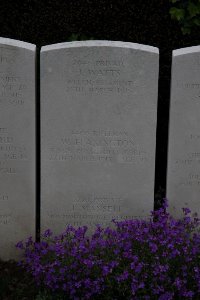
16;200;200;299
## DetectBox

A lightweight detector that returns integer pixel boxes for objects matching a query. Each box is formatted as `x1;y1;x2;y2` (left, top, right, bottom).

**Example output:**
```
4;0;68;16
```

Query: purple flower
158;292;174;300
102;265;110;276
43;229;53;237
16;240;24;249
117;270;129;282
16;201;200;299
149;242;158;253
182;207;191;215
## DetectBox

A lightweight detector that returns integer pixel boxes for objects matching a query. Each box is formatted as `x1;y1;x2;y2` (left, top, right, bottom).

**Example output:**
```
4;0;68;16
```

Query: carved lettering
0;195;8;201
0;213;12;225
48;129;147;164
0;74;27;105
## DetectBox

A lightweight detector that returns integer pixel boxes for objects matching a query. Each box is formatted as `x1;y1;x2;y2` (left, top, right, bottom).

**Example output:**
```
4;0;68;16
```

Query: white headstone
167;46;200;217
0;38;36;260
41;41;159;233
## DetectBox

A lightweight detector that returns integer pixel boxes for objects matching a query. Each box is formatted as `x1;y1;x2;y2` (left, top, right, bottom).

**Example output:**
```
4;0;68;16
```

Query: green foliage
169;0;200;34
67;33;94;41
0;259;36;299
35;289;65;300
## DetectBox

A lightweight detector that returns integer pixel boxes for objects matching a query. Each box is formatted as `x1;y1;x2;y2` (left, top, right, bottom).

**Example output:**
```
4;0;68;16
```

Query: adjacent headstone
167;46;200;217
0;38;36;260
41;41;159;233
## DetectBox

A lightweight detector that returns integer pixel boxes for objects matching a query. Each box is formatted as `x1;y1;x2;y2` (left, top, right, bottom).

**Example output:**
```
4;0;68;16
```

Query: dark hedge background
0;0;200;207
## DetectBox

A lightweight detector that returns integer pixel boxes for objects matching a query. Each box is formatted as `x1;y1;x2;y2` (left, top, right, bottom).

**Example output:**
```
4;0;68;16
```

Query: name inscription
48;129;147;164
60;58;135;95
45;192;144;227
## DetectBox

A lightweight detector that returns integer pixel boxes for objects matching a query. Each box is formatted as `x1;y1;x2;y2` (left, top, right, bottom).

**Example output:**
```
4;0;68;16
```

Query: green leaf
67;33;94;42
170;0;181;3
170;7;185;20
181;26;191;34
188;2;199;17
193;17;200;26
67;33;80;41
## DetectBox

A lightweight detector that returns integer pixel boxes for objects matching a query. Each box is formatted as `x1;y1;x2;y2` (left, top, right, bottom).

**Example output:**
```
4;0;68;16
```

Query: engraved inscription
72;193;122;213
73;59;124;67
178;83;200;89
62;58;135;94
0;127;6;133
175;134;200;166
0;213;12;225
47;213;141;227
0;47;16;64
0;194;8;201
179;173;200;187
0;127;28;174
0;161;17;174
174;133;200;186
48;129;147;164
177;82;200;100
46;193;142;227
0;74;27;105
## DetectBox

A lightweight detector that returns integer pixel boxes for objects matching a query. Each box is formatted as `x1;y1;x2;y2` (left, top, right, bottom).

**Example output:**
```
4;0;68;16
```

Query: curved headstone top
173;45;200;56
0;37;35;51
41;40;159;54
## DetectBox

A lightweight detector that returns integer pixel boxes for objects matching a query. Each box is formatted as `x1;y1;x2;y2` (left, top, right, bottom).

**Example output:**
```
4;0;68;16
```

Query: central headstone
41;41;159;232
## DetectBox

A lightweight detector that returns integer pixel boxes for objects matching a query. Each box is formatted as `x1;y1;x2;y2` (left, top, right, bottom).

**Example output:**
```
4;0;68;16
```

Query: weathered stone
41;41;159;233
167;46;200;217
0;38;36;260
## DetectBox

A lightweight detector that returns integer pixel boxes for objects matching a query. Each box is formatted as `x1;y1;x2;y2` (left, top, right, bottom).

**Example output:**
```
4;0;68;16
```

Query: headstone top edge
41;40;159;54
0;37;36;51
173;45;200;57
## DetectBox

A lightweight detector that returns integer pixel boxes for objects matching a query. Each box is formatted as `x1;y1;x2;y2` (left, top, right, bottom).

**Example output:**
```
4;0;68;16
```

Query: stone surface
41;41;159;233
0;38;36;260
167;46;200;217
